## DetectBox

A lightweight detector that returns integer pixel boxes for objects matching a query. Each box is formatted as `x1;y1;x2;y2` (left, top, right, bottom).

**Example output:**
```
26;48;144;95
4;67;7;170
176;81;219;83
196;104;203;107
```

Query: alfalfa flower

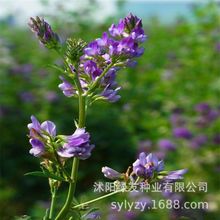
28;16;60;49
102;166;123;180
58;128;94;160
132;152;187;182
133;153;164;179
27;115;56;157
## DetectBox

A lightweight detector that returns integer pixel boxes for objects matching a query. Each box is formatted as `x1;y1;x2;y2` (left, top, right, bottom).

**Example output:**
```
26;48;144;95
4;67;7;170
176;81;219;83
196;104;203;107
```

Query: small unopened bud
28;16;60;49
102;166;122;180
65;38;87;63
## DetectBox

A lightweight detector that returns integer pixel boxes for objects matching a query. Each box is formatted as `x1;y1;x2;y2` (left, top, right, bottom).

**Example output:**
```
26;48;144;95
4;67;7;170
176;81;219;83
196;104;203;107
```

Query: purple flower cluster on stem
102;152;187;184
27;13;188;220
58;13;146;103
27;116;94;160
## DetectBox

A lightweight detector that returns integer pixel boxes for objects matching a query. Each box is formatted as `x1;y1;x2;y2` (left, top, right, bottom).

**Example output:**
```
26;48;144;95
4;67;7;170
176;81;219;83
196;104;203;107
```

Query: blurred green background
0;0;220;219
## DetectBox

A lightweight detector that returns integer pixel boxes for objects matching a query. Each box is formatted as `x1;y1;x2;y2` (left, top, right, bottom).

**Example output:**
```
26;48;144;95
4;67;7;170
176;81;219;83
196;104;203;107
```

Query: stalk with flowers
26;14;187;220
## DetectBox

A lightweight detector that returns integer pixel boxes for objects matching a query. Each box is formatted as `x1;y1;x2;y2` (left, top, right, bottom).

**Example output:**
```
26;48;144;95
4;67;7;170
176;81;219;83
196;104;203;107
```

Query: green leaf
43;168;67;181
24;171;47;177
45;172;66;181
24;171;66;181
47;64;66;74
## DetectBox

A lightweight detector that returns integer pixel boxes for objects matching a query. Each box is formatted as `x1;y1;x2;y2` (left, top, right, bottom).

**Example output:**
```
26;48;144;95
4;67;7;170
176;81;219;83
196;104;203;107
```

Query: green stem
55;95;86;220
73;178;140;210
73;190;123;209
49;188;57;219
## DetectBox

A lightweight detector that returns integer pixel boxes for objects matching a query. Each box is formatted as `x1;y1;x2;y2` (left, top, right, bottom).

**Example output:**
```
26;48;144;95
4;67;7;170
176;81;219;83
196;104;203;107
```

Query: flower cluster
28;116;94;160
58;13;146;103
102;152;187;184
28;16;60;49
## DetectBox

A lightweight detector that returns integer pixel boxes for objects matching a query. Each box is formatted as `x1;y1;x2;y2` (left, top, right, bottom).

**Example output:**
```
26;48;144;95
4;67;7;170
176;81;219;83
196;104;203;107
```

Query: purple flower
215;42;220;52
27;115;56;157
165;169;188;180
195;116;209;128
109;13;146;41
29;139;45;157
173;127;192;139
133;153;164;179
102;167;122;180
101;68;117;86
207;110;219;121
78;13;146;103
213;134;220;145
195;103;211;114
28;115;42;138
101;86;121;103
28;115;56;138
28;16;60;48
58;76;76;97
41;121;56;137
84;60;102;80
85;211;101;219
158;139;176;151
109;19;125;37
190;135;207;149
132;152;187;183
84;41;101;56
58;128;94;160
99;68;121;102
124;211;137;219
131;27;147;43
45;91;58;102
20;91;35;102
97;32;109;45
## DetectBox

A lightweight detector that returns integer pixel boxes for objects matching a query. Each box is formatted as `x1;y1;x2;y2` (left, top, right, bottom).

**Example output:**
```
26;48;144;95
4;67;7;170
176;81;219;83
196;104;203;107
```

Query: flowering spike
28;16;60;49
65;38;87;63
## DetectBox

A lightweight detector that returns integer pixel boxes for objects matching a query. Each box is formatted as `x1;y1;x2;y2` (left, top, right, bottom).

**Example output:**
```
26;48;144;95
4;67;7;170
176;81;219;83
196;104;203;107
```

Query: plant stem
55;95;86;220
73;190;123;209
72;178;139;210
49;188;57;219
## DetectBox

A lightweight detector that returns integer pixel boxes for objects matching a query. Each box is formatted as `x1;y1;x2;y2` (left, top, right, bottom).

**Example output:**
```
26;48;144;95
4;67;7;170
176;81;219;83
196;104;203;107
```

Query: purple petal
28;115;41;131
29;139;44;157
139;152;147;165
146;153;158;166
41;121;56;137
157;160;164;172
102;166;122;180
166;169;188;180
